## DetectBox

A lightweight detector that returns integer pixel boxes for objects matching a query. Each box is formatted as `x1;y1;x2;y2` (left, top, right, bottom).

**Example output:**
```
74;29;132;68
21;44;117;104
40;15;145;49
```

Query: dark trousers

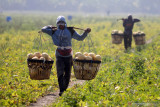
124;31;132;50
56;55;72;92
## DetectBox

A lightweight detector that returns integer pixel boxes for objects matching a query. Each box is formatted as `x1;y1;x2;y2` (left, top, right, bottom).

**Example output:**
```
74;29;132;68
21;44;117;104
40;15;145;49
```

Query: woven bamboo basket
27;59;54;80
133;33;146;45
111;33;124;44
73;59;101;80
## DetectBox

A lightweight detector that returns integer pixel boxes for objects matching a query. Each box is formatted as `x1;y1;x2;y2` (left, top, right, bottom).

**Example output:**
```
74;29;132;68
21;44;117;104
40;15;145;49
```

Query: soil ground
28;74;85;107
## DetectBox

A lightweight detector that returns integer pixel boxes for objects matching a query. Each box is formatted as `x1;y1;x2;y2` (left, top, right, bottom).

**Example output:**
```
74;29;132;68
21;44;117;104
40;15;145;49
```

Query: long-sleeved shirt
42;26;88;47
123;18;140;31
41;25;88;57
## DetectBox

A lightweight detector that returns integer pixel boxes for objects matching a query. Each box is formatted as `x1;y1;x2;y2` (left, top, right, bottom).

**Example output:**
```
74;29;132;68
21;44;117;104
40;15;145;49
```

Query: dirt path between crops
28;74;85;107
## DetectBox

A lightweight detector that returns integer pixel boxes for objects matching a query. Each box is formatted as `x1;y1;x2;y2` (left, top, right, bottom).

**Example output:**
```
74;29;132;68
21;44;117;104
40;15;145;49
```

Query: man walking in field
41;16;91;96
121;15;140;50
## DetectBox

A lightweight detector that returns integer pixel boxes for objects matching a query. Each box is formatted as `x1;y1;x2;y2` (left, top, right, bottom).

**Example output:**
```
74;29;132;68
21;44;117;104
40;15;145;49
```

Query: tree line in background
0;0;160;14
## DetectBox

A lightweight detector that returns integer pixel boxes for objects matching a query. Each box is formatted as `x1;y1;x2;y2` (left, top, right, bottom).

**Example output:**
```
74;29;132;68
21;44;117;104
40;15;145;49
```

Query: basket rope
78;34;96;54
38;31;56;69
39;32;43;52
88;34;97;54
78;40;85;53
38;32;52;53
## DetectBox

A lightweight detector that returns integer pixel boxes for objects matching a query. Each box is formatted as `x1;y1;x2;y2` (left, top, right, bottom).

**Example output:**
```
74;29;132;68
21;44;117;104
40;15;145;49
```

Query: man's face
57;21;65;30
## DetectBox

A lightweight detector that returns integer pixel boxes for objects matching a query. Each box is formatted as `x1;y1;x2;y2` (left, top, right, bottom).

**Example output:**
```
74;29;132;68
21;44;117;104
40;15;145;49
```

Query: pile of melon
133;31;145;36
73;52;101;73
112;30;123;35
74;52;101;61
27;52;53;61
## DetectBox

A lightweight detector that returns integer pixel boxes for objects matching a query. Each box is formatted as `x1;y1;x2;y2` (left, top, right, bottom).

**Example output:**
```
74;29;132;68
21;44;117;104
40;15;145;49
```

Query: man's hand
52;26;57;30
85;28;91;33
117;18;125;21
52;26;57;29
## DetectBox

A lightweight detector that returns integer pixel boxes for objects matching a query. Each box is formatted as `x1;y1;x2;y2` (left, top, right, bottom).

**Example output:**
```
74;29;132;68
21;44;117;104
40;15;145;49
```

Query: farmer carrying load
41;16;91;96
119;15;140;50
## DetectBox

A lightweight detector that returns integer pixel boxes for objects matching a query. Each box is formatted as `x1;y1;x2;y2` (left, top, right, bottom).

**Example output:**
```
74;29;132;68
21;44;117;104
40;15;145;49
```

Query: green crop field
0;13;160;106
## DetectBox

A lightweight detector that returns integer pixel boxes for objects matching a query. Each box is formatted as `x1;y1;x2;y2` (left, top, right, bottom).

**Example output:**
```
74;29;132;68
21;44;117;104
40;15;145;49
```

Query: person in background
41;16;91;96
121;14;140;50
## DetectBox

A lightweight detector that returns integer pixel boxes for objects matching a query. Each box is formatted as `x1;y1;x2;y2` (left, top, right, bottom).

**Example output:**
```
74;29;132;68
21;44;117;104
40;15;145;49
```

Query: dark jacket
123;18;140;31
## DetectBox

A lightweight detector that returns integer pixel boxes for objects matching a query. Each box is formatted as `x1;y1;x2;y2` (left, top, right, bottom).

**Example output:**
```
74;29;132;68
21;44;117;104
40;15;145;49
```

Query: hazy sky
0;0;160;14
